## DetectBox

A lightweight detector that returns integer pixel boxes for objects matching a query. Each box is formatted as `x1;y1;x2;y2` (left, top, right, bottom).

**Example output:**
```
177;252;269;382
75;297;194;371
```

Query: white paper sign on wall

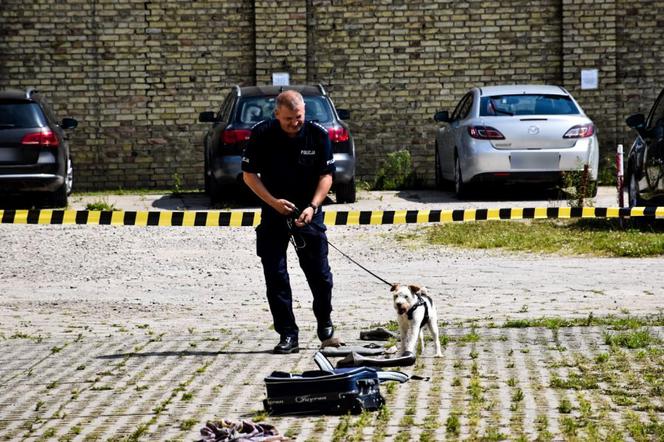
581;69;598;90
272;72;290;86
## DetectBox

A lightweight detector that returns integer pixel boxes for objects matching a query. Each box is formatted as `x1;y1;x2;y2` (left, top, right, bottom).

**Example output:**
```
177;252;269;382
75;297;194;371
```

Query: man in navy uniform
242;90;336;354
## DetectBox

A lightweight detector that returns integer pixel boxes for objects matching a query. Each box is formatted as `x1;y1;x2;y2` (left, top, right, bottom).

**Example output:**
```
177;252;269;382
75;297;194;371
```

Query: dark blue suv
199;84;356;203
626;88;664;206
0;88;78;207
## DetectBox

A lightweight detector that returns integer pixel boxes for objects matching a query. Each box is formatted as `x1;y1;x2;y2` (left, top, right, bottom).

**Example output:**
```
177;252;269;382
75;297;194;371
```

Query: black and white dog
391;284;443;358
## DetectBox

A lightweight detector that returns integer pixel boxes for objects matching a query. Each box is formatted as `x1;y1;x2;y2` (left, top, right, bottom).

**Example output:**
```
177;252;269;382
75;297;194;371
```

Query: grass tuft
604;329;660;349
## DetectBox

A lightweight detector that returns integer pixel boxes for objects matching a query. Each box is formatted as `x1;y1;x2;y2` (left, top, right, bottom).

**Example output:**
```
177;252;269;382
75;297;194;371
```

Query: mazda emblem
528;126;540;135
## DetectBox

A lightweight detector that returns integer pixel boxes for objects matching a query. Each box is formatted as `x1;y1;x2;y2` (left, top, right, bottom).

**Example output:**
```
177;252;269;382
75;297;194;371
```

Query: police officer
242;90;336;354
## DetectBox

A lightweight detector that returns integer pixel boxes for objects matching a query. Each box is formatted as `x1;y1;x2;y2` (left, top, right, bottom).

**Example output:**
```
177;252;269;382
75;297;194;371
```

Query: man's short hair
276;91;305;111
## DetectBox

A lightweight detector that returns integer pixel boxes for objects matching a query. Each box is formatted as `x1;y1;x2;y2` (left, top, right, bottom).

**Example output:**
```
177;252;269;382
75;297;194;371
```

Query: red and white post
616;144;624;207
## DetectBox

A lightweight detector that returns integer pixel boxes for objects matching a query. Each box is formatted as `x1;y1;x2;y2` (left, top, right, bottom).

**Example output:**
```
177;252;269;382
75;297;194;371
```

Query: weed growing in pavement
460;349;485;438
172;172;183;196
604;329;660;349
332;414;352;442
557;397;573;414
445;412;460;436
559;169;596;208
535;415;553;442
502;313;664;329
415;219;664;257
550;371;599;390
9;332;44;343
457;327;481;344
283;422;301;440
482;427;508;441
371;405;391;442
560;416;578;438
85;197;116;211
373;150;418;190
418;356;444;441
179;418;197;431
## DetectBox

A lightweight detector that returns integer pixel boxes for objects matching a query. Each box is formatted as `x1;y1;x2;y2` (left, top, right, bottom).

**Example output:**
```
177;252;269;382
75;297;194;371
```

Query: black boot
273;335;299;354
317;321;334;341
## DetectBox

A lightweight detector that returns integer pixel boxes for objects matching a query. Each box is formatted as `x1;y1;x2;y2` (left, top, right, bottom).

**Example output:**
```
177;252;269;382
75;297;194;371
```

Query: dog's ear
408;284;422;295
390;283;399;292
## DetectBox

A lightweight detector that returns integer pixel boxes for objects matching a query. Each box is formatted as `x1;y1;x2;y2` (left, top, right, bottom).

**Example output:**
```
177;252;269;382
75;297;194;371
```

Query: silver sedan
434;85;600;198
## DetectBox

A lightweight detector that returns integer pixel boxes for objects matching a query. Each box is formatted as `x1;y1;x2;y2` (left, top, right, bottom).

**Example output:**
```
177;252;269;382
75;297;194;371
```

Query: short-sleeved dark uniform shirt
242;119;335;220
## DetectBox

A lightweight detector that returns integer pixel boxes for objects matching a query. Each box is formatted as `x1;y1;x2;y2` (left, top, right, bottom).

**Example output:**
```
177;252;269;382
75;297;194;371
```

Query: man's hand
272;199;298;217
294;206;315;227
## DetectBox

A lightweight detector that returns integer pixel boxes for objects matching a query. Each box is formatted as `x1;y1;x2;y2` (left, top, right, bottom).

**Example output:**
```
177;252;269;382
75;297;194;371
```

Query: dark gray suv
0;88;78;207
199;84;356;203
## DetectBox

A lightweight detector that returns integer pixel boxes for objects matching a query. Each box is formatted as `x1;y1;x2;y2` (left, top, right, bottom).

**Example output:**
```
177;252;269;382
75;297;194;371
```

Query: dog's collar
406;295;429;326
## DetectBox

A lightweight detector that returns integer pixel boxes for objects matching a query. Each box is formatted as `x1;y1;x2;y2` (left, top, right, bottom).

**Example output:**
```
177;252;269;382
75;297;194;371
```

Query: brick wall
0;0;661;190
0;0;255;189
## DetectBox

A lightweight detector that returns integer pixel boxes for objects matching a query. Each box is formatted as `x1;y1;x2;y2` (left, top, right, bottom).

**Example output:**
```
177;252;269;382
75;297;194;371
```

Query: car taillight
21;129;60;147
328;126;349;143
222;129;251;144
468;126;505;140
563;124;594;138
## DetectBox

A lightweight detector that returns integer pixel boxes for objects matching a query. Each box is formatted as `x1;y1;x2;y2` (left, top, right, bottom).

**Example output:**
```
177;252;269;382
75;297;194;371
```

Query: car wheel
434;147;444;189
454;155;467;199
627;172;642;207
336;178;356;203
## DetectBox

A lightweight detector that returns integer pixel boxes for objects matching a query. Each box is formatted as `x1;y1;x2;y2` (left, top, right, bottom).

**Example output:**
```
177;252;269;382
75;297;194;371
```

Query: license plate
510;152;560;170
0;149;18;162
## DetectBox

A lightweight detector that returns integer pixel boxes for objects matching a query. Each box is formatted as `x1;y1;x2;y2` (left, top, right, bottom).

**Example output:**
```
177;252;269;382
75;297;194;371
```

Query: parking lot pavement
2;185;662;440
1;313;662;441
67;186;622;212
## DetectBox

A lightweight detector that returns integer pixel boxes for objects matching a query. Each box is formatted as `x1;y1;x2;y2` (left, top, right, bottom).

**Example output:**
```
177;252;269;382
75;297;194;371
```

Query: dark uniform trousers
256;212;334;339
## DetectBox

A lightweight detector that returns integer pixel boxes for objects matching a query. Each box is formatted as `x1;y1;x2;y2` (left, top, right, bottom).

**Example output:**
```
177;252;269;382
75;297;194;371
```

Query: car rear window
479;94;580;117
237;96;334;124
0;101;46;129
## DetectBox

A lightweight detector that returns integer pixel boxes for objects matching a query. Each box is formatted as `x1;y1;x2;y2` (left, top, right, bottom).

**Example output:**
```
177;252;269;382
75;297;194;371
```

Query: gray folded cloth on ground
199;419;288;441
319;344;385;356
359;327;398;341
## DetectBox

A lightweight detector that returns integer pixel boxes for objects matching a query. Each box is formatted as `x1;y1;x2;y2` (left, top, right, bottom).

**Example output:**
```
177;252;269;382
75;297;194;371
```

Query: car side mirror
434;111;450;123
199;111;216;123
337;108;350;120
61;117;78;130
626;113;646;130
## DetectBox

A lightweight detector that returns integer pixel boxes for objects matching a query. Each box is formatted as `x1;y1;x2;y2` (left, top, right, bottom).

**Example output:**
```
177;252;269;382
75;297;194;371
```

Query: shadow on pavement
151;191;337;211
396;185;565;204
0;193;53;209
151;191;261;211
97;349;273;359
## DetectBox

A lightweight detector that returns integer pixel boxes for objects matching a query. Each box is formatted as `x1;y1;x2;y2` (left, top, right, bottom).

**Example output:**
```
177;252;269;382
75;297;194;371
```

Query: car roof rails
25;87;39;99
317;83;327;96
233;85;242;97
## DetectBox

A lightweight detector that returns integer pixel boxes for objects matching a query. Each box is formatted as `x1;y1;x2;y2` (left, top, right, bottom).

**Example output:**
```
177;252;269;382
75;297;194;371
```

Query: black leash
286;207;393;287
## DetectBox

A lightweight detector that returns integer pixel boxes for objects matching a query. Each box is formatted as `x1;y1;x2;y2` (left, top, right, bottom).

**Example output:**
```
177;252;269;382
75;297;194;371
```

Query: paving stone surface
1;189;662;441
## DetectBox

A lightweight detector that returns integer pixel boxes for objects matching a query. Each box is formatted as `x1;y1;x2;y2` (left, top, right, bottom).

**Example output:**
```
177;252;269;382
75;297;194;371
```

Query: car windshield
0;101;46;129
479;94;580;117
237;95;334;124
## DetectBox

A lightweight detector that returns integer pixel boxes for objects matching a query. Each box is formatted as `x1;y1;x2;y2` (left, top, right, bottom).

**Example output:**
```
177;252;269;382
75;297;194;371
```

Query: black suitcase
263;352;398;415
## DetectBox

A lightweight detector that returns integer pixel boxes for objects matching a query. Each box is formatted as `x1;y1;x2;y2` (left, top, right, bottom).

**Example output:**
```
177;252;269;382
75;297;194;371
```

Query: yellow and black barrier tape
0;207;662;227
